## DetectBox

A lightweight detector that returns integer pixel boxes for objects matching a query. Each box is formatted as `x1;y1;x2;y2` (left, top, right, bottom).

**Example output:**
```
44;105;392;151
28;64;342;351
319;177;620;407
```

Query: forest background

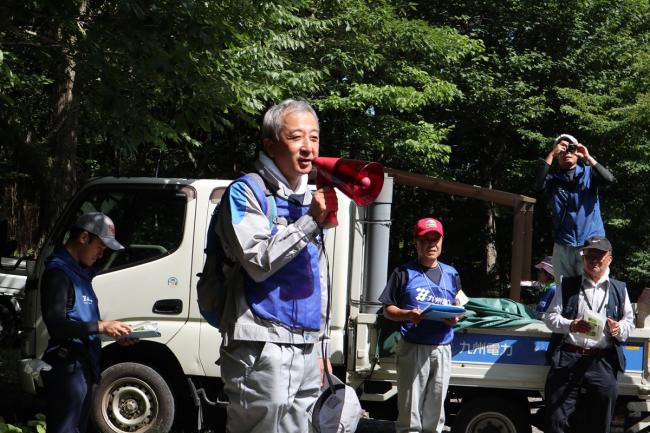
1;0;649;298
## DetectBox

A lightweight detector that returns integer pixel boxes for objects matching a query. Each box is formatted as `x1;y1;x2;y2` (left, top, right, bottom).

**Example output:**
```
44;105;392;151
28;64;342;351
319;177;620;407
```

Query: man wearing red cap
379;217;464;433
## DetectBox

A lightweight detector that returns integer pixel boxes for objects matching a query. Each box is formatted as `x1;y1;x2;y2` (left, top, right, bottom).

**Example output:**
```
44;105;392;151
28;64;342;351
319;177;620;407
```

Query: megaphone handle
316;171;339;228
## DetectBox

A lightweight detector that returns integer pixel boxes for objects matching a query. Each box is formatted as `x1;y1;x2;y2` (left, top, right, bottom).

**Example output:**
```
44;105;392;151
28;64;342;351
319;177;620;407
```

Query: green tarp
454;297;543;329
375;298;542;357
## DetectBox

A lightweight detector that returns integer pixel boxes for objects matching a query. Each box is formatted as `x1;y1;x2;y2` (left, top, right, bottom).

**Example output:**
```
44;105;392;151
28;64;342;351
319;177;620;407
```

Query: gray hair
261;99;319;143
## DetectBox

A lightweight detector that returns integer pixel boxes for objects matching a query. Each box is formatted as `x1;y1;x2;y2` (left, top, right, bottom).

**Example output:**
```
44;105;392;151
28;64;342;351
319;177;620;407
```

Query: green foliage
1;0;649;295
0;414;45;433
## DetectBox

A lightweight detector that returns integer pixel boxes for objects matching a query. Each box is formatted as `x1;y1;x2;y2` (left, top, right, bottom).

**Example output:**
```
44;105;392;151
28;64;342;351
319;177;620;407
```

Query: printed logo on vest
82;295;94;305
415;287;451;305
415;287;429;301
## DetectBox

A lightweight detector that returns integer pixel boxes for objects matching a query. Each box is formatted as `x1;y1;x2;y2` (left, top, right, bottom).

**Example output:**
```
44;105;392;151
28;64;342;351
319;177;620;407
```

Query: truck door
39;184;195;348
92;185;194;339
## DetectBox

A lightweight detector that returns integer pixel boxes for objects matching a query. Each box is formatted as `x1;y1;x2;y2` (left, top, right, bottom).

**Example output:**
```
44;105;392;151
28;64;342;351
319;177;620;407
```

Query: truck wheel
451;396;531;433
92;362;175;433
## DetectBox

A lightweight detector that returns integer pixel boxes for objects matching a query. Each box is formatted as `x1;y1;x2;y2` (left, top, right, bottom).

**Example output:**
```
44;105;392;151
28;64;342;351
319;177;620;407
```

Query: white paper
582;309;604;338
100;321;161;341
455;289;469;306
124;321;161;339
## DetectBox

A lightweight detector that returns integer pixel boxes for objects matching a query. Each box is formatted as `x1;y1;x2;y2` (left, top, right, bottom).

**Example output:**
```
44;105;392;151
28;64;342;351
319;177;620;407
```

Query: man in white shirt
543;236;634;433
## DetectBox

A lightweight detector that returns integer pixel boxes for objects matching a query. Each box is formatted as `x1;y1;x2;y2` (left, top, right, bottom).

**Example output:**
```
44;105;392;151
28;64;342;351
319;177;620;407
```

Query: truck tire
451;396;531;433
92;362;175;433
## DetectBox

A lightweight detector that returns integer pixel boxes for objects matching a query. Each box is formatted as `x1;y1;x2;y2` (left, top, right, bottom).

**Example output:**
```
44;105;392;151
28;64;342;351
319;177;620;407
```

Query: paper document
124;321;161;339
582;310;604;338
100;321;161;341
455;289;469;306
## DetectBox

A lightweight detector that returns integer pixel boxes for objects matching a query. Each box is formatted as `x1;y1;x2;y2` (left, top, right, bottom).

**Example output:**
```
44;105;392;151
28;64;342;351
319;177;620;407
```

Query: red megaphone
312;157;385;227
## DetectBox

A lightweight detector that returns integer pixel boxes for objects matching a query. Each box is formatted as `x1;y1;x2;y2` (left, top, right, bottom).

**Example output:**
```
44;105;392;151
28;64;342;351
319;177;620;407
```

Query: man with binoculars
533;133;615;286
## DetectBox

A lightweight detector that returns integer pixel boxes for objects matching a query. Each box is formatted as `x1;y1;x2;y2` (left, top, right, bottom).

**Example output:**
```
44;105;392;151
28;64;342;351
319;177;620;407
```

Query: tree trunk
40;2;87;238
485;183;499;281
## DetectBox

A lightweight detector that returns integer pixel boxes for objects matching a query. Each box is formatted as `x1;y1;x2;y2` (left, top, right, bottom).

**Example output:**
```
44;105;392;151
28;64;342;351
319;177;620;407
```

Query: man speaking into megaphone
210;99;339;433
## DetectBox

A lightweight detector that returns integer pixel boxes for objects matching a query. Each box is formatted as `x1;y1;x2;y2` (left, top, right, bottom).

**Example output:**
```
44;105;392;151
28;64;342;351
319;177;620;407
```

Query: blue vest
399;261;458;345
536;283;557;314
546;276;627;371
46;248;101;339
44;248;102;369
548;163;606;247
242;190;322;331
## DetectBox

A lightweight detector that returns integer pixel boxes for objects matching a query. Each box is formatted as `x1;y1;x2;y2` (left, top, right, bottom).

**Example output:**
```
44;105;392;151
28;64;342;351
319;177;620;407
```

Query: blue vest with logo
44;248;102;367
45;248;101;383
242;191;322;331
399;260;459;345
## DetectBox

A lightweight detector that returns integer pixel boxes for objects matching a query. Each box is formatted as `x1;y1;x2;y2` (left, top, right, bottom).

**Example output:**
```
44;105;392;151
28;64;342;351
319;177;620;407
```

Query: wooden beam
385;167;535;209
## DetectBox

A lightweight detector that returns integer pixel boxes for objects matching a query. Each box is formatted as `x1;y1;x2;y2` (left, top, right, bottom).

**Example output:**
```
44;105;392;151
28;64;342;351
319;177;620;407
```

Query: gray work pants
220;340;320;433
396;340;451;433
552;243;584;286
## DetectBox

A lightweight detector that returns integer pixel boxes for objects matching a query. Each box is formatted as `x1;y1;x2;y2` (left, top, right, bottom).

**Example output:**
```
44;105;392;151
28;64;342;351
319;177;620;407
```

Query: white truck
10;172;650;433
0;256;27;346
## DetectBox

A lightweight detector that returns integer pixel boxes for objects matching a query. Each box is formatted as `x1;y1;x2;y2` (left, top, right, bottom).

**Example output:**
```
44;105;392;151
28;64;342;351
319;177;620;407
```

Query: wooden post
510;201;526;301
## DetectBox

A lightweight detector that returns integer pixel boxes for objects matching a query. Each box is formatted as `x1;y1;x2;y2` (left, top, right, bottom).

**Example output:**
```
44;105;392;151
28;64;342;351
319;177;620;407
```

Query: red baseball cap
413;217;444;237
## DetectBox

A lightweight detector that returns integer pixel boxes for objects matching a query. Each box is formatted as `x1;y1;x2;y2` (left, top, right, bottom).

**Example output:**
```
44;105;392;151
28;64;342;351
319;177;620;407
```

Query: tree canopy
1;0;649;296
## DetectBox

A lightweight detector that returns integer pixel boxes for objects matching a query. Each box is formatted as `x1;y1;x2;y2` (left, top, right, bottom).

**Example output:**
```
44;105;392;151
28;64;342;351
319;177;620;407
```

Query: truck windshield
62;186;187;273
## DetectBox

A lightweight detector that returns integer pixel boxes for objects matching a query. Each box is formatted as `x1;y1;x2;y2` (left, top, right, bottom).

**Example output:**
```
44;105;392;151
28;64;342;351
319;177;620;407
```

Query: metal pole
363;175;393;313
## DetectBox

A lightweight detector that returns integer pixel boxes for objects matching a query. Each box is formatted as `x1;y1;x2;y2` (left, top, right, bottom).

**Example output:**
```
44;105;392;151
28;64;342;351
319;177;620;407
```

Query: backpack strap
238;172;276;227
204;172;275;256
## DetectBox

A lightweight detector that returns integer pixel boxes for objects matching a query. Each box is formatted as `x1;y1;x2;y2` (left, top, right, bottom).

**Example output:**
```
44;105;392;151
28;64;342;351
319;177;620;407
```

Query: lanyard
581;283;608;314
419;264;447;303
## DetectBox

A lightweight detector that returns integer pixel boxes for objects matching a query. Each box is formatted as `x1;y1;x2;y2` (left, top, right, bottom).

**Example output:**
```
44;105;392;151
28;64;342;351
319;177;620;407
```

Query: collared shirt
544;268;635;349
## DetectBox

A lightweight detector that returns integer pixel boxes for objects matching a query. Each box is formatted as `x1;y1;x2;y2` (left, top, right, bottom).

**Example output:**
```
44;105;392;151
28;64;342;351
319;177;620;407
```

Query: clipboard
422;304;465;321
